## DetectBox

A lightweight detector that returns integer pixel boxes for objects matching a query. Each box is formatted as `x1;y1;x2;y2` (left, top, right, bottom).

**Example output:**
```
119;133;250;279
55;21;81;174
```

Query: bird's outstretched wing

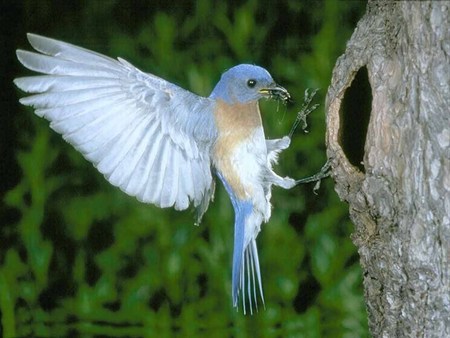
15;34;217;214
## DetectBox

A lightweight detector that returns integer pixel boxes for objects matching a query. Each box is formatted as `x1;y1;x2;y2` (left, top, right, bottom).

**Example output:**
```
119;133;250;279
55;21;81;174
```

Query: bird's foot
295;159;331;193
289;88;319;138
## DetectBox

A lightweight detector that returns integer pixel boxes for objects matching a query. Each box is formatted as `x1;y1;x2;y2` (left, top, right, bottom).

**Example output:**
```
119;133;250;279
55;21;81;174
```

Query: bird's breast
212;100;266;200
213;99;262;136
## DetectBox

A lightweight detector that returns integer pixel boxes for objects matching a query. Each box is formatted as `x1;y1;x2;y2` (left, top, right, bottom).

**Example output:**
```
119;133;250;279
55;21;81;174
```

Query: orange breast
212;100;263;199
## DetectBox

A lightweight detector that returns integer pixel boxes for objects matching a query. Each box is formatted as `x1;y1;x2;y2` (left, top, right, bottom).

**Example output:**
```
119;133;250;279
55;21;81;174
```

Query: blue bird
14;34;297;314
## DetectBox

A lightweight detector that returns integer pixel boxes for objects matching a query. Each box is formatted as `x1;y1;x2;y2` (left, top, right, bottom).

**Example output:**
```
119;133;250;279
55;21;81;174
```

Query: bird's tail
216;171;265;314
232;205;265;314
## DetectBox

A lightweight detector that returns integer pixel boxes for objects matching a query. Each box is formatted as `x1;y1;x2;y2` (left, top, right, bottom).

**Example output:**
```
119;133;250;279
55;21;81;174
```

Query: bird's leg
266;136;291;166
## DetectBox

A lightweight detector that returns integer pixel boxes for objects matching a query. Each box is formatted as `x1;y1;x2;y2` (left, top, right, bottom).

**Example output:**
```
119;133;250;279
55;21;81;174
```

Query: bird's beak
259;84;291;103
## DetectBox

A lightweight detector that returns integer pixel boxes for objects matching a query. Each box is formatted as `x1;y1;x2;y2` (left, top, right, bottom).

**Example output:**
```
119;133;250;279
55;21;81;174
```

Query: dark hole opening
339;66;372;173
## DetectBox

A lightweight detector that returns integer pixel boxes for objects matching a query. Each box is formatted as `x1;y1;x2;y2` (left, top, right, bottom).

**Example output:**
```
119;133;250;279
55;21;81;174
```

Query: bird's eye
247;79;257;88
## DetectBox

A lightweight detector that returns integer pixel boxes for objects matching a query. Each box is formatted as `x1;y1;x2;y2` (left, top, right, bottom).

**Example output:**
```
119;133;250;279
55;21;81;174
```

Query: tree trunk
325;1;449;337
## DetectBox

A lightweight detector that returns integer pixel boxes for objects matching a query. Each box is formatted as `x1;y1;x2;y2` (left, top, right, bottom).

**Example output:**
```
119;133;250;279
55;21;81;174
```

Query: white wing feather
15;33;217;212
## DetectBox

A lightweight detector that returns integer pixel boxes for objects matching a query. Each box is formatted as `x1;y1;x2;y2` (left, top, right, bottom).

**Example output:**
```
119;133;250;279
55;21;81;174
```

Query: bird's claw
295;159;331;193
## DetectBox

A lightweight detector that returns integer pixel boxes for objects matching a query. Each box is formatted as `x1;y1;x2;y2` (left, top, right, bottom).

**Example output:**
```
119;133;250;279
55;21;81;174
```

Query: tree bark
325;1;449;337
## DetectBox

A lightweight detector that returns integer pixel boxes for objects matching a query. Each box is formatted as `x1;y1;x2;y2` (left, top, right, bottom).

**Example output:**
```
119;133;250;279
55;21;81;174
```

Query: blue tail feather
236;238;265;314
231;200;252;308
216;171;265;314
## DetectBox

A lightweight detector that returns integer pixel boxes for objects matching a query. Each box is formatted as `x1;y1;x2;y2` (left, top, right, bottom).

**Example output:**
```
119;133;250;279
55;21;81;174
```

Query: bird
14;33;297;314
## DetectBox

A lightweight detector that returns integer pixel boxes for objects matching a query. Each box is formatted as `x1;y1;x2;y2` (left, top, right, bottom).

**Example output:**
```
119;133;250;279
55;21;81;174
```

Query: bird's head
210;64;291;104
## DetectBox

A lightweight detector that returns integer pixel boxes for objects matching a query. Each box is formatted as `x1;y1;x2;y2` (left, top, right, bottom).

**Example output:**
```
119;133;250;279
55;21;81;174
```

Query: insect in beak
259;84;292;103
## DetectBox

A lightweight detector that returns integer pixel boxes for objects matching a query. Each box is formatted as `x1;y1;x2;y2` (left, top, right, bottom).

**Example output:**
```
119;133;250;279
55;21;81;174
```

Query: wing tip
27;32;38;41
13;76;21;86
26;33;40;50
17;96;33;107
26;32;50;50
16;49;27;63
16;49;40;70
13;77;26;91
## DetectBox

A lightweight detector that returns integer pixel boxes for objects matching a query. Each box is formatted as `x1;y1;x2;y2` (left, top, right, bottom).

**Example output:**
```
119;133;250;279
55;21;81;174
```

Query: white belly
214;127;270;215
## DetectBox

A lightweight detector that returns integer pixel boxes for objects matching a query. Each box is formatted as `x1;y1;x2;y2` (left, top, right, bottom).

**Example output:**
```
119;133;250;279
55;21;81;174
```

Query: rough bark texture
325;1;449;337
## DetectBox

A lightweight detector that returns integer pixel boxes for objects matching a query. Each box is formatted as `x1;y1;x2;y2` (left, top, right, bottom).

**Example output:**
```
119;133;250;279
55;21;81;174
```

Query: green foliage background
1;1;368;337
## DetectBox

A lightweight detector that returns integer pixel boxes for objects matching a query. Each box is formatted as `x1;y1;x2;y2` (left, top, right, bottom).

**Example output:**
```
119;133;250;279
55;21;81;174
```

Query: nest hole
339;66;372;173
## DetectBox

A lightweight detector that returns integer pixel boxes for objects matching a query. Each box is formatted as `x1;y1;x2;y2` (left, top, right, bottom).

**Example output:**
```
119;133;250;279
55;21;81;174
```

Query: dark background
1;1;368;337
